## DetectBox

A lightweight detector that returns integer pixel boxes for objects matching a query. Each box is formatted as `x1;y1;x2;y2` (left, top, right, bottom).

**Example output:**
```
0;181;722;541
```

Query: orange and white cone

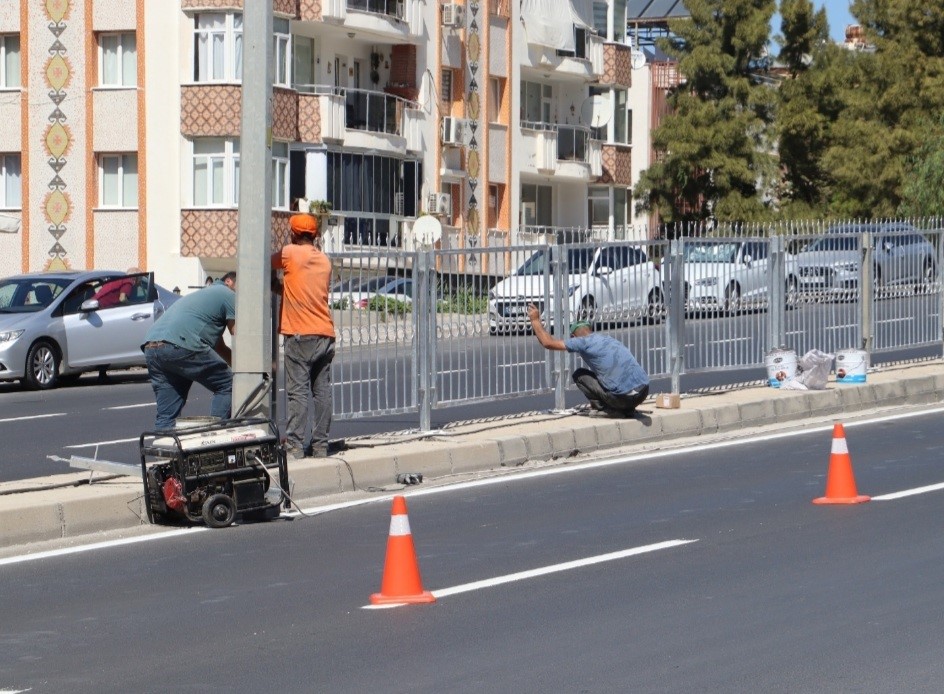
370;496;436;605
813;423;870;505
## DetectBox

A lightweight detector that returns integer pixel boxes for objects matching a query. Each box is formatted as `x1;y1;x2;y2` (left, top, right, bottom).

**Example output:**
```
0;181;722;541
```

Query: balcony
523;32;604;82
316;0;421;40
297;84;418;154
519;122;602;180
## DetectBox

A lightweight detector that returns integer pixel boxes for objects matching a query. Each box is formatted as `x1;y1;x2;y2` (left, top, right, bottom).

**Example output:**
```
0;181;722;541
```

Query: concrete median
1;361;942;552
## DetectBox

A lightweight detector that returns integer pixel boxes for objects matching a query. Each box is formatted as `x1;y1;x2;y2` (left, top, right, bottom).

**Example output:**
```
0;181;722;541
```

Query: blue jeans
145;343;233;430
283;335;335;453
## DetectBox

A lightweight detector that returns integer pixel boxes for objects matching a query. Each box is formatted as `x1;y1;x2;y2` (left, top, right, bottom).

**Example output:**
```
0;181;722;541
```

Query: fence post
666;239;685;394
415;248;436;431
550;243;568;411
767;234;786;351
859;231;873;353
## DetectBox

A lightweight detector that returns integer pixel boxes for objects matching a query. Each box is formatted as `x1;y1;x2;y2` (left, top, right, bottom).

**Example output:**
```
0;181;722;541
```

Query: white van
487;245;663;334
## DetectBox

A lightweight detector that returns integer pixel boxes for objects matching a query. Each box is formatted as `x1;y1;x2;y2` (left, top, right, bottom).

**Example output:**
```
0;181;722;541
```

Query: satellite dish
630;50;646;70
579;95;611;129
0;213;20;234
413;215;442;248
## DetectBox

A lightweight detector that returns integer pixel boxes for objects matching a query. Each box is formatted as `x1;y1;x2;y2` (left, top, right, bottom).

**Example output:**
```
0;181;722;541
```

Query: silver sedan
0;270;179;389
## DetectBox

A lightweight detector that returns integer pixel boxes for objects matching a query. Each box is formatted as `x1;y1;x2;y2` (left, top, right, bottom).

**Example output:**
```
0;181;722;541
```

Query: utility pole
232;0;274;419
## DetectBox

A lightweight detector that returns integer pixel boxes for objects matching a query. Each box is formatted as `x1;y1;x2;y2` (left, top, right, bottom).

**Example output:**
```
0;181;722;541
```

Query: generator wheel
202;494;236;528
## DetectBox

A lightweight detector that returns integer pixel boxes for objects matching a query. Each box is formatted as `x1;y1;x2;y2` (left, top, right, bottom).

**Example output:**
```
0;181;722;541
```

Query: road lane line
65;437;138;448
0;528;207;567
0;413;65;423
362;539;698;609
872;482;944;501
104;403;153;410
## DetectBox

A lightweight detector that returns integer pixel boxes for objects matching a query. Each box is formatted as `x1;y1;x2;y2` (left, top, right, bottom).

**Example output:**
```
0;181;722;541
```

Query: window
273;18;290;87
0;154;21;208
588;187;609;228
488;77;504;123
100;33;136;87
271;141;289;210
194;13;243;82
293;36;314;88
520;81;552;123
99;154;138;208
614;90;629;144
441;68;453;104
0;34;20;88
520;184;552;227
487;184;502;228
192;138;240;207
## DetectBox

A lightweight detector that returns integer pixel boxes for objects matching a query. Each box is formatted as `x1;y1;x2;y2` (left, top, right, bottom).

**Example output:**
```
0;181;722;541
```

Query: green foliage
330;297;349;310
436;289;488;314
898;117;944;217
367;296;411;315
635;0;778;225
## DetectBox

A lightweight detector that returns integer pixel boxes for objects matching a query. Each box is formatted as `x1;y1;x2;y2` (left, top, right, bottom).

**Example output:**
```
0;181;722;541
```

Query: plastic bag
791;349;834;390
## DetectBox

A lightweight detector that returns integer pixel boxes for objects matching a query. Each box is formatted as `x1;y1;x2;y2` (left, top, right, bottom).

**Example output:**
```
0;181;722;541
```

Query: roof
627;0;690;23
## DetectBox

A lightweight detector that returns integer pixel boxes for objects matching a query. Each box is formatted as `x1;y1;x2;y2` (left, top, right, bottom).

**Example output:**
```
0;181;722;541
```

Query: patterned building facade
0;0;651;288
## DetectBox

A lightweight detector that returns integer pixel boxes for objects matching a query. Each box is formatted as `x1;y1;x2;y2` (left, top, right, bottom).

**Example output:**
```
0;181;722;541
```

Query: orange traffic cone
813;423;870;505
370;496;436;605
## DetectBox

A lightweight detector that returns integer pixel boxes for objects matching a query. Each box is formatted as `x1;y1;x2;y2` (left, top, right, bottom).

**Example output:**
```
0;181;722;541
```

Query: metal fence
321;217;944;430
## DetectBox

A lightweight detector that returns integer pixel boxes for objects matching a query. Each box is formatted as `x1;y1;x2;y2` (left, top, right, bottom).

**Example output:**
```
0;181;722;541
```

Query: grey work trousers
572;367;649;416
283;334;335;453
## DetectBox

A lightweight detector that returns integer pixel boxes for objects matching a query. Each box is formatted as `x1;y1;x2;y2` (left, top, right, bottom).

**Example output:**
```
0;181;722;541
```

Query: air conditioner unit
441;116;468;146
427;192;451;216
442;3;464;27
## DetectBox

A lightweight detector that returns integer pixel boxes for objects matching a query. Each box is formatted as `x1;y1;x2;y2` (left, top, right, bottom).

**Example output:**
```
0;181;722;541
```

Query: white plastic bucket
835;349;868;384
765;349;797;388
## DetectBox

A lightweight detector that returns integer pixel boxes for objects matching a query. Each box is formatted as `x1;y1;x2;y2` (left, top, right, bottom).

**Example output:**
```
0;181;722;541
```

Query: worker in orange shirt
271;214;336;459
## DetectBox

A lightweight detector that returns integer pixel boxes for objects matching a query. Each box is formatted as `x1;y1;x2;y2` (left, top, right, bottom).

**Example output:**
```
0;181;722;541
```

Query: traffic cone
370;496;436;605
813;423;870;505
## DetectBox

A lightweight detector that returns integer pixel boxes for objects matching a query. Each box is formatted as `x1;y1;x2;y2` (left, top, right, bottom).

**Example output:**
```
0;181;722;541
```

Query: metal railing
294;84;418;137
320;218;944;430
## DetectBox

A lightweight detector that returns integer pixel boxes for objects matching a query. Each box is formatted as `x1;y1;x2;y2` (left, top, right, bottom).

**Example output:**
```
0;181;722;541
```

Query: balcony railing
521;121;595;164
296;84;419;138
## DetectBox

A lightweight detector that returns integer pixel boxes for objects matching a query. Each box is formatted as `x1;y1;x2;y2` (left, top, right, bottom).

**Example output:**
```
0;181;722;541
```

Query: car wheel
724;284;742;314
646;288;664;323
579;297;596;324
24;340;60;390
201;494;236;529
785;278;798;309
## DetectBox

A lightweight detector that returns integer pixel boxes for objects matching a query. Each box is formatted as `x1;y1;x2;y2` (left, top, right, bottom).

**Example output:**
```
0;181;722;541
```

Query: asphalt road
3;406;944;692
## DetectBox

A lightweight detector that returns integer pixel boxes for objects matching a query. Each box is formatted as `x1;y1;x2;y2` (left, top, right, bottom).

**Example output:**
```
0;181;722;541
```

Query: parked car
681;239;799;313
794;223;937;297
0;270;179;389
330;275;414;309
487;244;663;334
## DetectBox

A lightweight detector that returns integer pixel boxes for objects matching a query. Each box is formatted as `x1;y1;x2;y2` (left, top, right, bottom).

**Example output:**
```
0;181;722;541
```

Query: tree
898;117;944;217
633;0;778;228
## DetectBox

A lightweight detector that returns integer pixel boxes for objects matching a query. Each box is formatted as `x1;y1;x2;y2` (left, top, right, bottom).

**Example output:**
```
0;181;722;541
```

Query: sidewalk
1;361;942;552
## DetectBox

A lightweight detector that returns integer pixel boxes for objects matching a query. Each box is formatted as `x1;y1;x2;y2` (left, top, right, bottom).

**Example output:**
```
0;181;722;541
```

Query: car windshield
0;277;71;313
684;242;739;263
515;248;598;276
805;236;859;252
330;278;362;293
357;276;399;292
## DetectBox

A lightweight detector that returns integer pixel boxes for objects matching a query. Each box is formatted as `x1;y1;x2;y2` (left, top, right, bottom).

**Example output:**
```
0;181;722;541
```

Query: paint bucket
765;348;797;388
835;349;868;384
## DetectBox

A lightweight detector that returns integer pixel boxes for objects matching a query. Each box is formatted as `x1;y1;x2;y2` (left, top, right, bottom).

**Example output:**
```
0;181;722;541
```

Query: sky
771;0;856;48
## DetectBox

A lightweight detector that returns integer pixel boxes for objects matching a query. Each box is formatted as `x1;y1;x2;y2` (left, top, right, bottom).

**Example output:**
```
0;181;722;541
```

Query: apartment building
0;0;664;287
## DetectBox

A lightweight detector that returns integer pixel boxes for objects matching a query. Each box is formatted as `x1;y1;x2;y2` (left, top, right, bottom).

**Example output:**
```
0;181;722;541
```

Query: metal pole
859;231;873;353
666;239;684;394
233;1;274;420
415;249;434;431
551;244;567;411
767;234;785;351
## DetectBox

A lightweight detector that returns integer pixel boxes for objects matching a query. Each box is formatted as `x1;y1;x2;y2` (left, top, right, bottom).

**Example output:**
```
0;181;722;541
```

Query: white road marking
0;413;65;423
872;482;944;501
104;403;153;410
9;404;944;566
65;437;138;449
362;539;698;609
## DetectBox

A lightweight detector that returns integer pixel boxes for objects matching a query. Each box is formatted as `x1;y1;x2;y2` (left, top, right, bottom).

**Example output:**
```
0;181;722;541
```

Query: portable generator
139;417;289;528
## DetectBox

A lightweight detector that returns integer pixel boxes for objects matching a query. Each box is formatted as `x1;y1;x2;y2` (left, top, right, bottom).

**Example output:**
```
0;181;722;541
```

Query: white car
330;275;413;309
488;245;663;334
682;239;798;313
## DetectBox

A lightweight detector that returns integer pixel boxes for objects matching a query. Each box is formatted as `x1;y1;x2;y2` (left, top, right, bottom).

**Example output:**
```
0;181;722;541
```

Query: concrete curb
1;361;941;551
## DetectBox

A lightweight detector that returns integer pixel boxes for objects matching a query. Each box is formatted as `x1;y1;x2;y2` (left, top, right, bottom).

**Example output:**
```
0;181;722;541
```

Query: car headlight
567;284;581;296
694;277;718;287
0;329;24;344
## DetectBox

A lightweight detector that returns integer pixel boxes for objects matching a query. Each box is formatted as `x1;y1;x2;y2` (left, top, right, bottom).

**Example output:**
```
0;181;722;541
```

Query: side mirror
596;265;614;276
80;298;101;313
743;254;753;267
